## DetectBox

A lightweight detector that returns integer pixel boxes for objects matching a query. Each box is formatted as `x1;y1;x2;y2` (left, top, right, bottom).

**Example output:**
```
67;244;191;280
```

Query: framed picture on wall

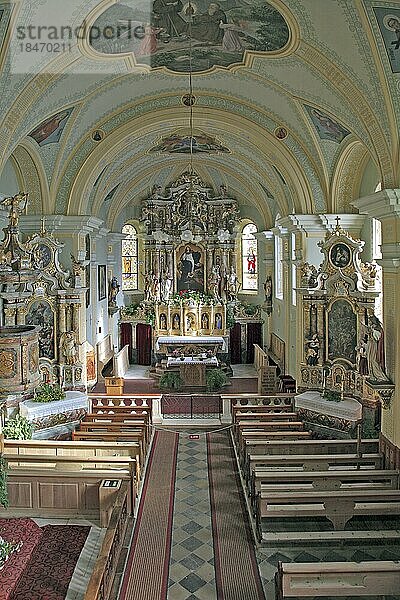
98;265;107;301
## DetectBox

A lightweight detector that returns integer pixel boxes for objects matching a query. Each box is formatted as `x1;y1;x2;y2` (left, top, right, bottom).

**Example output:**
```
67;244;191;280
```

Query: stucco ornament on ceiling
89;0;290;73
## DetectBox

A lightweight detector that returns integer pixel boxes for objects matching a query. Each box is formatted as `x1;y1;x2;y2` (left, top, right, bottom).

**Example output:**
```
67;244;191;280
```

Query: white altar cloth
167;357;218;367
20;390;88;420
156;335;226;351
295;391;362;421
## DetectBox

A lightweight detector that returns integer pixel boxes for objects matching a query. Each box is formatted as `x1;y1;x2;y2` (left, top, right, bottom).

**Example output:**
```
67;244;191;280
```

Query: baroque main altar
121;172;243;374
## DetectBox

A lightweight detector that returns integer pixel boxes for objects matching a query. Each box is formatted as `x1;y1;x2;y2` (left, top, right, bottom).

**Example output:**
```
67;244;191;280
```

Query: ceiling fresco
149;129;230;154
89;0;289;72
0;0;399;224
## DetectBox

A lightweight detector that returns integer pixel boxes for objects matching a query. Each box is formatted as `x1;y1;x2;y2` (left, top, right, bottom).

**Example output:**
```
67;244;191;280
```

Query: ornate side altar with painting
0;195;88;402
297;220;394;436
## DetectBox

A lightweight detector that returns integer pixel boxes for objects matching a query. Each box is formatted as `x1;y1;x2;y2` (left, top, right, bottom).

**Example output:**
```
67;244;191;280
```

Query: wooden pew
84;412;150;424
234;412;298;422
275;561;400;598
4;454;138;507
72;431;146;461
78;420;149;445
4;470;134;518
4;439;142;467
250;468;400;514
239;431;312;451
240;438;379;466
255;488;400;541
243;452;383;484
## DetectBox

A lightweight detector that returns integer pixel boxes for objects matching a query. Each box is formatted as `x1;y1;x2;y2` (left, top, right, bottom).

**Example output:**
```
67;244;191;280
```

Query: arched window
122;224;138;290
242;223;258;291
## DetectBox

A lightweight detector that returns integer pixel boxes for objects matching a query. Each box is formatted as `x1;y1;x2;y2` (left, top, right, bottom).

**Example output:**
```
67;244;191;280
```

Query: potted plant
159;372;183;391
206;368;228;392
0;537;23;569
2;415;34;440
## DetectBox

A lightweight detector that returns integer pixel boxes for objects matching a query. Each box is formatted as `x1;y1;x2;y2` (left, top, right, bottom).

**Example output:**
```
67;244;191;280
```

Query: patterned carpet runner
10;524;89;600
119;430;179;600
207;430;265;600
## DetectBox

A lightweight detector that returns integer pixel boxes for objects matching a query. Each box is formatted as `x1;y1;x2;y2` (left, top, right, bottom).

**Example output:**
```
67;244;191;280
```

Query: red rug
10;524;89;600
207;431;265;600
0;518;43;600
119;430;178;600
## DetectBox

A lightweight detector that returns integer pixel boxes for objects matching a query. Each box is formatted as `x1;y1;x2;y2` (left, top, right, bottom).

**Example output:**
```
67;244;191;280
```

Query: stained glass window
122;224;138;290
242;223;258;291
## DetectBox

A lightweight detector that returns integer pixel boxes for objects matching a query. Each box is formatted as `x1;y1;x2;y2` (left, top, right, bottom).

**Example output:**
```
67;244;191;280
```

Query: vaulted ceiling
0;0;398;231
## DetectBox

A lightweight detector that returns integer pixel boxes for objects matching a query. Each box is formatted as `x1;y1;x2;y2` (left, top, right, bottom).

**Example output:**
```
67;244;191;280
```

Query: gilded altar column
4;304;16;327
353;191;400;450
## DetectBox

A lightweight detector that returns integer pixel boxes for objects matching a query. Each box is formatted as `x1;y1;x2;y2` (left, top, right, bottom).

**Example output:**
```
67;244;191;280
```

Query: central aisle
118;428;265;600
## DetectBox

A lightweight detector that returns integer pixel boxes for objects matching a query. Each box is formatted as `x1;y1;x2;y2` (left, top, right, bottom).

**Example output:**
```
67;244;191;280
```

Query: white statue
226;265;240;301
161;270;173;302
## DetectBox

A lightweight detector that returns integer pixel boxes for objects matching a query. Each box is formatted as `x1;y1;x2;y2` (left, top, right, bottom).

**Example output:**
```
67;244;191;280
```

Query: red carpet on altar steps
0;519;89;600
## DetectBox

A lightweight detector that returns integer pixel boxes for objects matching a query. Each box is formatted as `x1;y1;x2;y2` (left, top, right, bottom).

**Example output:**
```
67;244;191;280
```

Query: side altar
296;219;394;436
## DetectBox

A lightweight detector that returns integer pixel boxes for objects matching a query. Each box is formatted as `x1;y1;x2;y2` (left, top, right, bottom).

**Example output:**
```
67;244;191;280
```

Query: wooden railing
88;394;159;416
84;484;130;600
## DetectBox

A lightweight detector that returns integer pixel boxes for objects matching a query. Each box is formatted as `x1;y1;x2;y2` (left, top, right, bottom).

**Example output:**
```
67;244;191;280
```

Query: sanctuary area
0;1;399;599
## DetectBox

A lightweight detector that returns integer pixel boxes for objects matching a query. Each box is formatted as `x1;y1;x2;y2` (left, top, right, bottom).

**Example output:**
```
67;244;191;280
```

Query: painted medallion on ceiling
28;108;74;146
89;1;290;73
150;129;230;154
374;7;400;74
304;105;350;143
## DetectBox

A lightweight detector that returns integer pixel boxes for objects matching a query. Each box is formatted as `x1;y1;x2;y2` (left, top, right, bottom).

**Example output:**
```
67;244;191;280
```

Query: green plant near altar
159;371;183;391
120;301;155;326
2;414;34;440
322;389;342;402
170;290;214;305
0;536;23;568
206;368;228;391
33;383;65;403
0;456;8;508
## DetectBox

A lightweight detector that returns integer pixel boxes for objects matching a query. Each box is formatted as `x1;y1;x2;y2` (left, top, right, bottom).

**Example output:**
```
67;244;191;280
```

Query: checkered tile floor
168;432;217;600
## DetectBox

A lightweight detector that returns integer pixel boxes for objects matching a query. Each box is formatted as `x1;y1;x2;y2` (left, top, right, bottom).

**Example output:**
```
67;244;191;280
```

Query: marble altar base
20;390;88;430
295;391;362;439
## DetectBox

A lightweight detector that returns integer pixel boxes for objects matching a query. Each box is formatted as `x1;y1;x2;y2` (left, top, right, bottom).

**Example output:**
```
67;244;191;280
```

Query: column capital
352;189;400;220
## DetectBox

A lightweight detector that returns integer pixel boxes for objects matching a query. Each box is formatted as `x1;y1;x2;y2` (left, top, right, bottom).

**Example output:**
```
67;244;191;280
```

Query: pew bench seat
275;560;400;598
243;452;383;484
250;468;400;513
255;488;400;539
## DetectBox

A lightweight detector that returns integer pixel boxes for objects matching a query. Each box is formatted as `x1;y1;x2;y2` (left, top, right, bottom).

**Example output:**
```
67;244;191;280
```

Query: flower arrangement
33;383;65;403
206;368;228;391
170;290;214;305
120;302;155;326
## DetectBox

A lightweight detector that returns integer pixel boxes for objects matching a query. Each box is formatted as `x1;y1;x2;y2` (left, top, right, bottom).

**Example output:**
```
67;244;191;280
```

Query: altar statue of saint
61;331;78;365
226;265;240;302
306;333;320;366
209;264;221;302
161;270;173;302
109;276;120;305
366;315;390;382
